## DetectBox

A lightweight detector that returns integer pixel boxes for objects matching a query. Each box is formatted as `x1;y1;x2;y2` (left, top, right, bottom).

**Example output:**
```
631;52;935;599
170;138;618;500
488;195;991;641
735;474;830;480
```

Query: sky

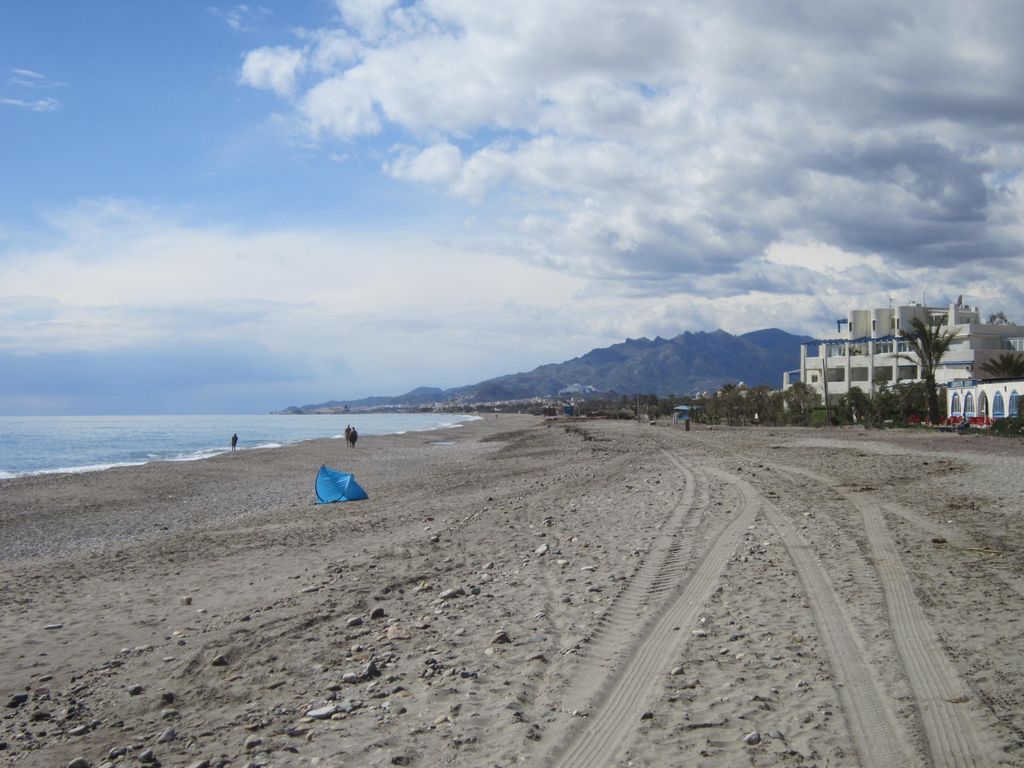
2;1;1023;414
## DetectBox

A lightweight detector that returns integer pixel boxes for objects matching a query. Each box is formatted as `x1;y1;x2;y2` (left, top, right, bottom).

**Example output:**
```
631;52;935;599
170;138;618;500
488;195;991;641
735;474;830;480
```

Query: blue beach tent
315;465;369;504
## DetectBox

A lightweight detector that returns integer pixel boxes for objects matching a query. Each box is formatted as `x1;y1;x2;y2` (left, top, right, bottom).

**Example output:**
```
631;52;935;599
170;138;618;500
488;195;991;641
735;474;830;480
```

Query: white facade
786;299;1024;400
946;379;1023;425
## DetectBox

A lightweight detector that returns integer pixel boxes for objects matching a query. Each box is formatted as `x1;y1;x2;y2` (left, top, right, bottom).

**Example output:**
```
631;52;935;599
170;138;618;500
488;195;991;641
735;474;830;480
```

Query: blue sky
3;1;1024;414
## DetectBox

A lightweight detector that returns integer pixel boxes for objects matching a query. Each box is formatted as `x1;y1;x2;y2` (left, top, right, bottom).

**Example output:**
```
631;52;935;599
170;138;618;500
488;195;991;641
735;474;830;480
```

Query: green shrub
989;416;1024;438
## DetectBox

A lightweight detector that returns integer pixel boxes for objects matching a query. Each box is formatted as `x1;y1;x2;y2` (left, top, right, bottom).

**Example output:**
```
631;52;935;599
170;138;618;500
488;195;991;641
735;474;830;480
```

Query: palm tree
980;352;1024;379
899;315;959;425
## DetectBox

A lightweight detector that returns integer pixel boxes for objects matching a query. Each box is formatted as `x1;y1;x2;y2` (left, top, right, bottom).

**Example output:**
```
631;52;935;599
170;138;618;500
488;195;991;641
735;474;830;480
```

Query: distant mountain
280;327;811;412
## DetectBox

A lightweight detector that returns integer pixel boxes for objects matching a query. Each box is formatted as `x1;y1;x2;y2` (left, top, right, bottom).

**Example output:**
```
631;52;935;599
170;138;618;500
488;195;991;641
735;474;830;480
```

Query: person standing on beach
347;427;358;448
231;433;238;451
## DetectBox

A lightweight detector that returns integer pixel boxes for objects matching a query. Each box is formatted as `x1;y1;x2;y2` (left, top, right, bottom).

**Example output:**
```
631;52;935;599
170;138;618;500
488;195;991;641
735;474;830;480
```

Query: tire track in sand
718;466;918;768
548;454;757;768
776;464;996;767
536;457;703;736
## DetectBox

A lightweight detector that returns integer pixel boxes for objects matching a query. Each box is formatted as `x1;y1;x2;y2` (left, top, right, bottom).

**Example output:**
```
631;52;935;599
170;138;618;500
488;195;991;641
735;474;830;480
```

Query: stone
386;625;411;640
491;630;511;645
744;731;762;745
127;685;144;696
67;758;90;768
346;616;364;628
6;693;28;708
342;672;360;684
640;711;654;720
68;725;89;736
180;595;192;606
534;543;549;556
186;761;210;768
244;735;262;750
306;705;338;719
139;750;158;764
439;587;466;599
669;665;685;676
370;607;386;619
363;661;381;679
44;623;64;631
211;654;229;666
157;728;176;743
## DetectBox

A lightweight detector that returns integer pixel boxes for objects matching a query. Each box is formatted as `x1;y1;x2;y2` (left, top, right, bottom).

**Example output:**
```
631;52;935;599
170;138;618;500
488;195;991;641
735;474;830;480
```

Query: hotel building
783;299;1024;402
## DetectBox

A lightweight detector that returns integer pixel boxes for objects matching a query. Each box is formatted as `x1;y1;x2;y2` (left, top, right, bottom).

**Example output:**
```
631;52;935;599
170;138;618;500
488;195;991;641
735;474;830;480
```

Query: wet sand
1;416;1022;767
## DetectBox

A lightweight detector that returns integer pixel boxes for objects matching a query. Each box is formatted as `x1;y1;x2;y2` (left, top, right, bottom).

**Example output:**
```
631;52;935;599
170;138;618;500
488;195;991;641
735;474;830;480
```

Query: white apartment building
782;298;1024;400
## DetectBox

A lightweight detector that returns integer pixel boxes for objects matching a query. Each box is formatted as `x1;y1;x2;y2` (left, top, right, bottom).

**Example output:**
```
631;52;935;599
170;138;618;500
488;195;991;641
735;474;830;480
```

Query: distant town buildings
784;298;1024;403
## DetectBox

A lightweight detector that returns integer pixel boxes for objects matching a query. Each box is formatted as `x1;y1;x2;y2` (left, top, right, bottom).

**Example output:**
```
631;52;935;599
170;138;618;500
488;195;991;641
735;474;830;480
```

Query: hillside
280;327;810;412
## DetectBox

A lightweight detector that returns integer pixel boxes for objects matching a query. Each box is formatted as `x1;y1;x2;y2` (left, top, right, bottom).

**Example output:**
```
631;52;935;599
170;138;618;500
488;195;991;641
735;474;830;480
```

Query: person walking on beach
231;433;238;451
347;427;358;448
344;425;352;443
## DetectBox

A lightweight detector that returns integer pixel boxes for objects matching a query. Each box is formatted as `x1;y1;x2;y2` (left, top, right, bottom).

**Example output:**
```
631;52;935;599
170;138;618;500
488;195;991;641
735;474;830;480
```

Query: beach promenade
1;416;1022;767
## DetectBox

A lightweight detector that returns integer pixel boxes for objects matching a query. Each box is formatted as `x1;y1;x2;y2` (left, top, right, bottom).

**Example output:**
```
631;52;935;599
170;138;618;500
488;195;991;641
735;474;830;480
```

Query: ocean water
0;413;478;479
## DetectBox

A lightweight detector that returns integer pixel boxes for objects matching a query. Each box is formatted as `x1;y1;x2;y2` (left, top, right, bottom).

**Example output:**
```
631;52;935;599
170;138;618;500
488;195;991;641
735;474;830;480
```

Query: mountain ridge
280;327;810;412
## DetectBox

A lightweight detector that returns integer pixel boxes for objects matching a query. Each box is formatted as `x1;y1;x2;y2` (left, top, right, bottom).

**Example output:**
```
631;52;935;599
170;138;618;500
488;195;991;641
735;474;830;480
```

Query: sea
0;412;479;479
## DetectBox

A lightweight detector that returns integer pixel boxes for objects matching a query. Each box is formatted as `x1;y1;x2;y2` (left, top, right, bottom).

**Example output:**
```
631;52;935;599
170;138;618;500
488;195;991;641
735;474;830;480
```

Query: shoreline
1;418;1021;767
0;412;483;481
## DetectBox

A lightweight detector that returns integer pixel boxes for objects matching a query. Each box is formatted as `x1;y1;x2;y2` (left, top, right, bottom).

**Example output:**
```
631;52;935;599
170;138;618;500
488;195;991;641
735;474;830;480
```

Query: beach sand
1;416;1023;767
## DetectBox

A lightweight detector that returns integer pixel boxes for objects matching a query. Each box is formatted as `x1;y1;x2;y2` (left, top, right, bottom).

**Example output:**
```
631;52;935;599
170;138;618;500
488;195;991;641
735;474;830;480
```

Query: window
1011;391;1020;417
874;342;892;354
993;392;1005;418
979;392;989;418
951;392;961;415
964;392;975;416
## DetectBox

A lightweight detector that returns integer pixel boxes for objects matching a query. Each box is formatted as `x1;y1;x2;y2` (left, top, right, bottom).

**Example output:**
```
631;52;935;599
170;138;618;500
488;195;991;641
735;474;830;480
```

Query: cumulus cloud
239;45;305;98
334;0;400;41
238;0;1024;329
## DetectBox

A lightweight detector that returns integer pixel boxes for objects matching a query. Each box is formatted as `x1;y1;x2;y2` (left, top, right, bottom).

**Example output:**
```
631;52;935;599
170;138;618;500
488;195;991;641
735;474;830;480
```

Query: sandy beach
1;416;1023;767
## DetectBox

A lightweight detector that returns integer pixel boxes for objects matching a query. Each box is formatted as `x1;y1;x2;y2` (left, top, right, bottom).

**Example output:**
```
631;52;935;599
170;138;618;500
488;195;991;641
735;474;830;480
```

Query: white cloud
0;96;59;112
237;2;1024;306
239;45;305;98
299;74;380;137
209;4;271;32
334;0;400;40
